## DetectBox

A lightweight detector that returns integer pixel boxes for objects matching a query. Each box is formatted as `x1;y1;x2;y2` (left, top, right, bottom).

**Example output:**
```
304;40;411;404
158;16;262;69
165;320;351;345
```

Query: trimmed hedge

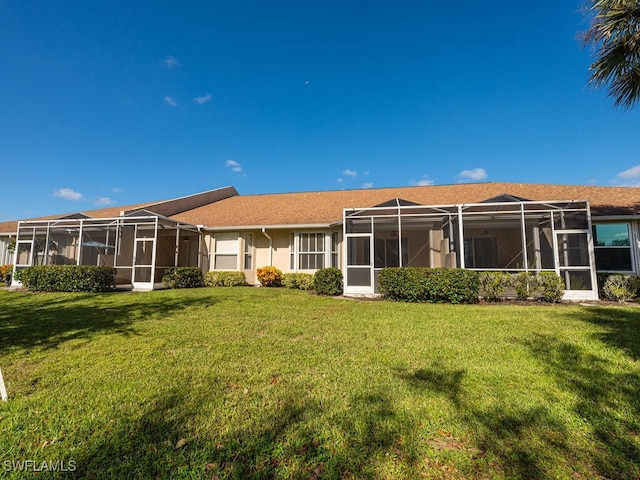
536;272;565;303
162;267;204;289
378;267;479;304
478;272;509;302
256;266;283;287
282;273;314;290
312;268;343;296
478;271;565;303
20;265;116;292
204;271;246;287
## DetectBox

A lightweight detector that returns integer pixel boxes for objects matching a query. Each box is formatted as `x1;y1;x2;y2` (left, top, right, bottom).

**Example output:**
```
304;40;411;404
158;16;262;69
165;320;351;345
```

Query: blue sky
1;1;639;221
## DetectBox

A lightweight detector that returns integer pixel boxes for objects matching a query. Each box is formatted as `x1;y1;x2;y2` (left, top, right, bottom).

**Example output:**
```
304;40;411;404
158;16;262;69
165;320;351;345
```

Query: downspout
261;228;273;266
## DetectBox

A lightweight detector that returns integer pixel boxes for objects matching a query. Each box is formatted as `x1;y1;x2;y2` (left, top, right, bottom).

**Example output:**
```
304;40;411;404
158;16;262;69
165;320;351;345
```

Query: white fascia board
201;223;332;232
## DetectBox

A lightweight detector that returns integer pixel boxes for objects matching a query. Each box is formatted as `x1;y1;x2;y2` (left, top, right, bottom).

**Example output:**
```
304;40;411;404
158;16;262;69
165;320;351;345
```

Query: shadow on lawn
71;383;422;479
524;333;640;479
0;292;214;354
568;306;640;361
395;348;640;480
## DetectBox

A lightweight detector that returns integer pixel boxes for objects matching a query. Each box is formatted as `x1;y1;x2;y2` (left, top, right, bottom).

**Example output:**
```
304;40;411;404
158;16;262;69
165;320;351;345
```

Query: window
214;233;238;270
290;232;326;270
331;231;340;268
299;233;325;270
243;233;253;270
464;237;498;268
593;223;632;271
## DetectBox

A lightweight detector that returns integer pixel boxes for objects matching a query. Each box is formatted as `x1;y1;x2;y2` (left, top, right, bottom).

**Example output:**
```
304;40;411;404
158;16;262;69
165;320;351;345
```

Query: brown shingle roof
0;202;150;234
2;182;640;235
171;182;640;228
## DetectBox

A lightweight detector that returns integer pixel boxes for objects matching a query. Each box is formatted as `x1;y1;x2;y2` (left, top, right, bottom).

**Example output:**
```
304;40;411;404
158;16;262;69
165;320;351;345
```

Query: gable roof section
0;186;238;234
172;182;640;228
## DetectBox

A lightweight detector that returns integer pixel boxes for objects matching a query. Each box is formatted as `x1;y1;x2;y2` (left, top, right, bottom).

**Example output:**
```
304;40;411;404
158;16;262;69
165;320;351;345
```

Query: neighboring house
2;182;640;300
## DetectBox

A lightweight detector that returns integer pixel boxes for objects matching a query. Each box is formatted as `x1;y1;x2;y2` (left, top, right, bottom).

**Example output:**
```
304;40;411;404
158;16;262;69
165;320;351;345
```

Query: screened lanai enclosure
11;212;202;290
343;198;598;300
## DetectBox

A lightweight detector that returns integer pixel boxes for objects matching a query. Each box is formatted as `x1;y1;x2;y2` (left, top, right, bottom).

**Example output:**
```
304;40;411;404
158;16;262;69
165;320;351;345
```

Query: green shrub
602;274;637;302
205;271;246;287
20;265;116;292
512;272;535;301
162;267;203;289
256;266;283;287
478;272;509;301
312;268;343;296
282;273;314;290
536;272;565;303
378;268;479;304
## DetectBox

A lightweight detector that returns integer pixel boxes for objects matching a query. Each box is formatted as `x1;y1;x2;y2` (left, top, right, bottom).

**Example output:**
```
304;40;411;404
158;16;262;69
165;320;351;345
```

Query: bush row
378;267;479;304
478;272;565;303
163;266;344;296
20;265;116;292
256;266;343;296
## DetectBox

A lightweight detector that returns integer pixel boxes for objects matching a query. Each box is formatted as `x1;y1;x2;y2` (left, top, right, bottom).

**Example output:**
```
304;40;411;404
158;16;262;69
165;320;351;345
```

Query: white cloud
164;96;178;107
53;188;83;201
618;165;640;179
95;197;114;206
342;169;357;177
194;93;212;105
361;182;374;189
337;178;343;183
410;175;434;186
162;55;180;69
225;159;242;173
458;168;488;182
363;171;370;176
112;187;123;193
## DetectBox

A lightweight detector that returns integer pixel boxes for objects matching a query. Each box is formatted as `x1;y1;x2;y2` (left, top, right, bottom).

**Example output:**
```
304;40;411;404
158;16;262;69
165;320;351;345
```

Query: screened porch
11;212;202;290
343;199;598;300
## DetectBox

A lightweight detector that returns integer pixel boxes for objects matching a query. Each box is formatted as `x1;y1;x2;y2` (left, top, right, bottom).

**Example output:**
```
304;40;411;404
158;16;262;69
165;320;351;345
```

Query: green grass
0;288;639;479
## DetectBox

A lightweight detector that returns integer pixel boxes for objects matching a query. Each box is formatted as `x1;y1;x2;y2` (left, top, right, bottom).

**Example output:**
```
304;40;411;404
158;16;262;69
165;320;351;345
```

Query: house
2;182;640;300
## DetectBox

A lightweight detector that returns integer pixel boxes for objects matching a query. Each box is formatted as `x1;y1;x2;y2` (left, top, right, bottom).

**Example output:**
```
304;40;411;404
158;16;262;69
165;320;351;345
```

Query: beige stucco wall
207;228;343;285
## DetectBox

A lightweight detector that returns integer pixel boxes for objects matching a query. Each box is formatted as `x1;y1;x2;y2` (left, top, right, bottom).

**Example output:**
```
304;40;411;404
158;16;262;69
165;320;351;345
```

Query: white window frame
330;231;340;268
242;233;253;270
214;232;239;270
592;222;635;273
290;231;330;271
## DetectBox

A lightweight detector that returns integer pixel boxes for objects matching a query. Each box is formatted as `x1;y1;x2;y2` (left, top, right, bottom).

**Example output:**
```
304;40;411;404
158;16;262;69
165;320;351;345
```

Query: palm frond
582;0;640;108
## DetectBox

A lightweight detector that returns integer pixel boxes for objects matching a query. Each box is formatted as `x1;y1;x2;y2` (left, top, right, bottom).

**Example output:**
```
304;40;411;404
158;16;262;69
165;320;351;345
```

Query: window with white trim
299;232;325;269
243;233;253;270
214;232;238;270
331;231;340;268
290;232;326;270
593;223;633;271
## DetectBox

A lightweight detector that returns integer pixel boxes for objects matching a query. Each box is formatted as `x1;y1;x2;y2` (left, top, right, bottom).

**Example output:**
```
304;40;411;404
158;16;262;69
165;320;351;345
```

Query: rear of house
3;182;640;301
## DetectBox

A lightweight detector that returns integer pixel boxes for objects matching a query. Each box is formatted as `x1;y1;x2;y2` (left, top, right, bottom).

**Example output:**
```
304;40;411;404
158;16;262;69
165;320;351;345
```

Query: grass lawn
0;287;639;479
